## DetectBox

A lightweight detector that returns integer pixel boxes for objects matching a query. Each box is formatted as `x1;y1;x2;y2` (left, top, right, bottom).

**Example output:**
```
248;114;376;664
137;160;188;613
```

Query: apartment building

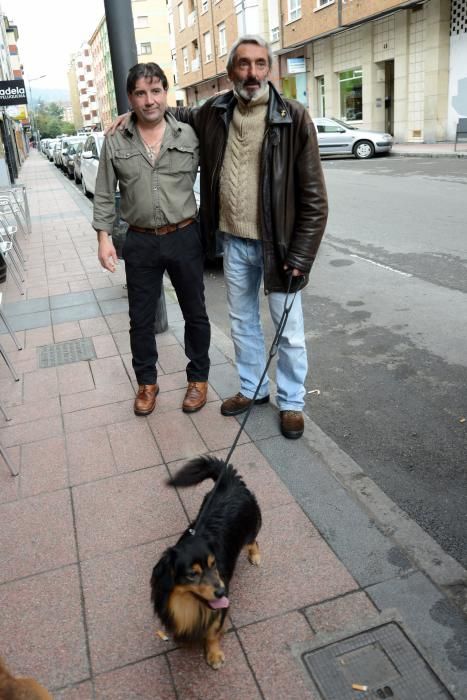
89;17;117;130
68;56;84;130
73;42;101;130
171;0;466;142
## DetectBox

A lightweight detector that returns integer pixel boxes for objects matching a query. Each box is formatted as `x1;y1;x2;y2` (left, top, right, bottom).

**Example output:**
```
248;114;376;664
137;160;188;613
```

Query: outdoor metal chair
0;232;24;294
0;184;31;236
0;213;26;269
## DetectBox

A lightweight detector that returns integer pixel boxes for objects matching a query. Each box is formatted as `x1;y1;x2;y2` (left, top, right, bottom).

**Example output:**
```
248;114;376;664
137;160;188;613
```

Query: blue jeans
222;234;307;411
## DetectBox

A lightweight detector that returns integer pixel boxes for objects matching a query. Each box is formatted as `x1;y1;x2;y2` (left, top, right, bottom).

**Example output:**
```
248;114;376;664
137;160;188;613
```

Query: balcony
187;10;197;27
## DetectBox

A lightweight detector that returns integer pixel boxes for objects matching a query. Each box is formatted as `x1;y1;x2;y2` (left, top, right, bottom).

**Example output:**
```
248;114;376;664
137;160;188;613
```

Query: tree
34;102;75;138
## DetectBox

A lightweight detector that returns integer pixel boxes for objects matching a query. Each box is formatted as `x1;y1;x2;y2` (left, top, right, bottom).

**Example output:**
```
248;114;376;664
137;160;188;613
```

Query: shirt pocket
167;145;196;175
114;149;142;180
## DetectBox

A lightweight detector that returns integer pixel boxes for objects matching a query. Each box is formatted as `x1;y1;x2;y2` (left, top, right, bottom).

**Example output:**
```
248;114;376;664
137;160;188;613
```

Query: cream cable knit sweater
219;86;269;240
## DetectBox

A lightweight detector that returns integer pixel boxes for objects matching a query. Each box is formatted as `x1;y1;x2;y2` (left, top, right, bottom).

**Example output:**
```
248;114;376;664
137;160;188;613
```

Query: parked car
46;138;59;161
73;142;84;184
62;135;88;176
53;140;63;167
80;132;104;196
312;117;393;159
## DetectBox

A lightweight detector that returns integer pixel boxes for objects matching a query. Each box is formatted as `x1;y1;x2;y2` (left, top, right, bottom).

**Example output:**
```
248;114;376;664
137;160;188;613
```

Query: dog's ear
151;548;176;597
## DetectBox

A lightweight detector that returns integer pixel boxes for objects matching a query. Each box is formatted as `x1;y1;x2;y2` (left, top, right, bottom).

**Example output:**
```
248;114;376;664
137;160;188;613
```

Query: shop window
339;68;362;121
317;75;325;116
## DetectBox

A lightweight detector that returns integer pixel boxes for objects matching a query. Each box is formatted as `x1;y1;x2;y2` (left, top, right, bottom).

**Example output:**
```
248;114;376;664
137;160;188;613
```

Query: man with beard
109;37;328;438
190;35;328;438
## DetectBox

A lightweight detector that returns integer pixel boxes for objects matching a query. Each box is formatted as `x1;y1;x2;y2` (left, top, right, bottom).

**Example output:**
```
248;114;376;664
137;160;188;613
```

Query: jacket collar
211;82;292;126
124;110;182;139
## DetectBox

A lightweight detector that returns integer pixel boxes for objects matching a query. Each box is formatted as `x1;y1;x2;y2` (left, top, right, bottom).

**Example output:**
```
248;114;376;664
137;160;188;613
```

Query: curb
391;150;467;159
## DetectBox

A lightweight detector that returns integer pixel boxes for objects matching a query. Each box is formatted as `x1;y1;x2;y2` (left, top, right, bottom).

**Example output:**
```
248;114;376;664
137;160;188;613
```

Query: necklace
138;126;165;160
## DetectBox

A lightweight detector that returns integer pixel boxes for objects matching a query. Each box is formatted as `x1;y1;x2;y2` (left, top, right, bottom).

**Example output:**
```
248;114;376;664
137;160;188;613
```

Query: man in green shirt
93;62;210;417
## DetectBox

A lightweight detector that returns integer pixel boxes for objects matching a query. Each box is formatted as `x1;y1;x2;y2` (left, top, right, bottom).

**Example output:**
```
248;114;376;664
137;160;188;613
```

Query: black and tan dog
0;656;53;700
151;456;261;669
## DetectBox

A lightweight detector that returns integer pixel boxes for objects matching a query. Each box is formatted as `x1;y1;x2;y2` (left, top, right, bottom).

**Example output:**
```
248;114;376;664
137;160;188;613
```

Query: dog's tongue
208;596;230;609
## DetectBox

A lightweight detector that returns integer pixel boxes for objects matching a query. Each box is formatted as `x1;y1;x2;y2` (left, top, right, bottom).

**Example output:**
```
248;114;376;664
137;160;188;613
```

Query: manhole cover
302;622;452;699
37;338;96;368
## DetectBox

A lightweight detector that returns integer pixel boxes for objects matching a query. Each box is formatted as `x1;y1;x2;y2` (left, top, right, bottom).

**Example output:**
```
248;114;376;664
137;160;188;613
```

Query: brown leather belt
129;218;195;236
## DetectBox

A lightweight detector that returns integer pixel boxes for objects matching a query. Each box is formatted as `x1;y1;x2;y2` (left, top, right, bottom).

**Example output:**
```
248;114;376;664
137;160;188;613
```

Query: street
202;156;467;567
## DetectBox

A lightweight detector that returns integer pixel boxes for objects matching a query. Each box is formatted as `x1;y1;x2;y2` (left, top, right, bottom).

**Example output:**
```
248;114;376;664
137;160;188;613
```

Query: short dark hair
126;63;169;93
226;35;273;74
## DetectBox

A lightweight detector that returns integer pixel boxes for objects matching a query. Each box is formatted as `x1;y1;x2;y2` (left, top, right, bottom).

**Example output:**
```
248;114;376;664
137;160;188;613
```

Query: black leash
189;273;299;535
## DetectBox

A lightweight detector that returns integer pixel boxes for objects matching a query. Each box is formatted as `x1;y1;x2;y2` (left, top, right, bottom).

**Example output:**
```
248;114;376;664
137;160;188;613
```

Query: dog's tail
167;456;226;487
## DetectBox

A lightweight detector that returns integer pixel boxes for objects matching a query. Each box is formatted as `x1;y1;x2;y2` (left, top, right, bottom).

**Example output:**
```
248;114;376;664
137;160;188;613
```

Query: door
385;60;394;135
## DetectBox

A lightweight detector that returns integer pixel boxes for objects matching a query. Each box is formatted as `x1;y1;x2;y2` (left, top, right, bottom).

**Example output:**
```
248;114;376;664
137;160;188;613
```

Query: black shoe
220;392;270;416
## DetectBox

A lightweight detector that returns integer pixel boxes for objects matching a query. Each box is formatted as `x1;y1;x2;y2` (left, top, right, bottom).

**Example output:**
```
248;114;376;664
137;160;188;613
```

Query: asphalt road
203;156;467;568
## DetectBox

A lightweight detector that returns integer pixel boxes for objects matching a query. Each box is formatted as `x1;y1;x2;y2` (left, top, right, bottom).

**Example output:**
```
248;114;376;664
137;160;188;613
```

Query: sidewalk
0;151;466;700
391;141;467;157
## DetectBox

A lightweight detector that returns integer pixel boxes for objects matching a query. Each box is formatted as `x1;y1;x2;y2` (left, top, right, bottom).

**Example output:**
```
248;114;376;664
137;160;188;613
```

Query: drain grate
37;338;97;368
302;622;453;699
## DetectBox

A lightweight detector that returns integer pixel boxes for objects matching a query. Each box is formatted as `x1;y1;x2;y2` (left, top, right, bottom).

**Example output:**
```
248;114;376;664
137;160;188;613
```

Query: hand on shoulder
105;112;131;136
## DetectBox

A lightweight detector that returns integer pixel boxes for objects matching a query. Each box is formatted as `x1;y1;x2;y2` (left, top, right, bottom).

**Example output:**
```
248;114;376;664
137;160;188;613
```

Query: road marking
350;254;413;277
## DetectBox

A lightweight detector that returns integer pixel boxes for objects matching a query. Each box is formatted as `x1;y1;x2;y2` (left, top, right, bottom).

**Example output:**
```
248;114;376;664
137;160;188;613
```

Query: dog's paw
207;649;225;670
248;551;261;566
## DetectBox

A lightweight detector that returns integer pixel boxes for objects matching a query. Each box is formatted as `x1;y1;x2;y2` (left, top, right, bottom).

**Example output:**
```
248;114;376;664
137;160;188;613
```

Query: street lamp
27;74;47;147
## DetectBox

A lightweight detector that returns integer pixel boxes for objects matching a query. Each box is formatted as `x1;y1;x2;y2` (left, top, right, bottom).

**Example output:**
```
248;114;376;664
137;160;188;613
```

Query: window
288;0;301;21
86;65;92;72
140;42;152;55
182;46;189;73
339;68;362;121
191;39;200;71
218;21;226;56
204;31;212;62
135;15;149;28
201;0;208;12
82;101;89;108
178;3;185;30
271;26;280;42
317;75;325;116
316;0;333;7
79;74;85;82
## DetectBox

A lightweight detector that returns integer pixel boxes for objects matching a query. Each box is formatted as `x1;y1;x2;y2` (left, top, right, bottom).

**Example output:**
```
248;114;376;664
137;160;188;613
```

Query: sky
2;0;105;90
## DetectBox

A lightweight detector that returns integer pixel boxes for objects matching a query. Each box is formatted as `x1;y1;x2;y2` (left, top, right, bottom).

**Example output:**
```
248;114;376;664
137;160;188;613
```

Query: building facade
89;17;116;130
68;56;84;130
73;42;101;130
170;0;466;142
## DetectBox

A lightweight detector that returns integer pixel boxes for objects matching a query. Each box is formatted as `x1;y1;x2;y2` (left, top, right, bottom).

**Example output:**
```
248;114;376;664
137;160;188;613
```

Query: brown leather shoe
220;392;270;416
134;384;159;416
280;410;304;439
182;381;208;413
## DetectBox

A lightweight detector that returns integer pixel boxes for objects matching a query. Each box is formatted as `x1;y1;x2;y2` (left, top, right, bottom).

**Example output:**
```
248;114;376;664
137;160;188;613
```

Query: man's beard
233;77;268;101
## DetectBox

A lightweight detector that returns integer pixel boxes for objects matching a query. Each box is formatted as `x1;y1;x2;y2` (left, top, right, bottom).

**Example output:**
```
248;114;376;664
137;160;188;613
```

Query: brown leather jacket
174;83;328;293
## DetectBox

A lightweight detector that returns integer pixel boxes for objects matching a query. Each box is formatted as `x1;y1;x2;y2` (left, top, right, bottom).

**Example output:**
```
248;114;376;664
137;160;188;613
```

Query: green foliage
35;101;75;138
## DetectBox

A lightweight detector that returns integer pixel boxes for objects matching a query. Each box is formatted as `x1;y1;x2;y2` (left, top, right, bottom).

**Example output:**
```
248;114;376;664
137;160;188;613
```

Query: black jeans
122;223;210;385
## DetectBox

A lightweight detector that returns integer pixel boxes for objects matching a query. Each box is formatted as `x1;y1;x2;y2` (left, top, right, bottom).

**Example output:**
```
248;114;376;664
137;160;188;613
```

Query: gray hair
226;35;273;74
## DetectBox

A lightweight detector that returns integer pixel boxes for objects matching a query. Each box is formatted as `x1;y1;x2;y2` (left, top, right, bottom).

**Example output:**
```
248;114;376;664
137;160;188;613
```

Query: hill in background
30;87;70;105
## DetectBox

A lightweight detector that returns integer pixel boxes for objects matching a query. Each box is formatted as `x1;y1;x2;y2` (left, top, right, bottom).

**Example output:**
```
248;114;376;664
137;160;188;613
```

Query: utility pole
103;0;168;332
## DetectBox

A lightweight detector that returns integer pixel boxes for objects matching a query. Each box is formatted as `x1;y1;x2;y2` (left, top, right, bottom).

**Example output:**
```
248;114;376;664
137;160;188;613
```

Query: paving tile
94;286;126;301
0;445;20;502
51;302;102;325
148;410;207;463
49;291;96;309
54;681;94;700
146;387;186;414
64;400;134;433
0;414;63;448
61;381;135;413
304;590;378;634
26;286;50;300
168;632;261;700
21;436;68;498
157;370;189;392
57;361;95;396
0;489;77;583
229;503;358;627
154;330;179;348
73;466;186;559
81;540;178;674
238;612;319;700
107;419;163;472
23;366;59;401
112;329;131;354
94;656;176;699
10;310;52;332
190;400;251;452
25;325;54;348
53;321;83;342
0;566;89;689
0;328;25;352
69;279;93;292
79;316;109;336
3;297;49;316
48;281;71;296
105;312;129;333
157;343;188;374
1;396;61;425
92;333;119;358
66;427;117;485
0;347;37;374
90;356;129;387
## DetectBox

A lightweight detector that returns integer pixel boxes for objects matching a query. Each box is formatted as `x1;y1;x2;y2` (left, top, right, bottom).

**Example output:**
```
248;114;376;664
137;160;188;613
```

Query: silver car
312;117;393;159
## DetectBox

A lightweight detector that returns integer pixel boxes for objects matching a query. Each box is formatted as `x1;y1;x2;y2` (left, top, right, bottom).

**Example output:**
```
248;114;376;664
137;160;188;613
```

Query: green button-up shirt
92;111;199;233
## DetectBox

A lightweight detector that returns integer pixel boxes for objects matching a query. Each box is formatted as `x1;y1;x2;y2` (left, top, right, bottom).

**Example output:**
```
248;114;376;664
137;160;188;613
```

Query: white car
80;132;104;196
312;117;393;159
